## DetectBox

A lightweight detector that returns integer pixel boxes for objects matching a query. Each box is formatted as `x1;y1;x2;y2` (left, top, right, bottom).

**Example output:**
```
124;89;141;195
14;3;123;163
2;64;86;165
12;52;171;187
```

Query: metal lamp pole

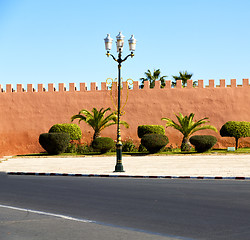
104;32;136;172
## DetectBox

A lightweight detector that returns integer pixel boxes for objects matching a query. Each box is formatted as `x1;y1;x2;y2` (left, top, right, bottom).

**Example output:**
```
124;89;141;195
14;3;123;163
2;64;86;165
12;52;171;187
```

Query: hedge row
39;121;250;155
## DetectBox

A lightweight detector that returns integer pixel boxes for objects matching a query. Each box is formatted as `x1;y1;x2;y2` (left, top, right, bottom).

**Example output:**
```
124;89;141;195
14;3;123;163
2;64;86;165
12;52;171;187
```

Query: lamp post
104;32;136;172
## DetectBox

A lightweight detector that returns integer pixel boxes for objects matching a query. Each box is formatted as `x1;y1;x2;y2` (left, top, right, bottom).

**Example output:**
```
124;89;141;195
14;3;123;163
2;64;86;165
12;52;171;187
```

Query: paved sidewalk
1;154;250;179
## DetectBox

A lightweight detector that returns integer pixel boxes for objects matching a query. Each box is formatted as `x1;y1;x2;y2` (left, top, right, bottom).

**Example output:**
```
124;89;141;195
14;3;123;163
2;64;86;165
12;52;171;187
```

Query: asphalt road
1;174;250;240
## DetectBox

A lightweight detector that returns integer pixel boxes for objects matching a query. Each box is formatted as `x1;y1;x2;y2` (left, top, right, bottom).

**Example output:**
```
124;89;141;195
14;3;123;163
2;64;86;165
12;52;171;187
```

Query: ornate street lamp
104;32;136;172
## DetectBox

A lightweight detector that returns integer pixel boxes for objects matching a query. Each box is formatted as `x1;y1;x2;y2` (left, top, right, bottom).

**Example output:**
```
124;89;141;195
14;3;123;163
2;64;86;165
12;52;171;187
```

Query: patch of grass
14;147;250;158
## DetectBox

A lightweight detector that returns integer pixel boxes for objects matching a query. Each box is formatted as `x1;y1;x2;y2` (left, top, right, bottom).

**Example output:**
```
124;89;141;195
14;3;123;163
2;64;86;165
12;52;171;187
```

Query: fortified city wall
0;79;249;156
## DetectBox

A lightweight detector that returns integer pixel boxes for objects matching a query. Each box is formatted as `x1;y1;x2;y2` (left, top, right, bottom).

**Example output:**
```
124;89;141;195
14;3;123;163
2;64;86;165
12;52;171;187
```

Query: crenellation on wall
69;83;76;92
38;84;46;92
154;80;161;89
230;79;237;88
165;80;171;89
0;78;249;94
176;80;182;89
208;79;214;88
198;80;203;88
91;82;97;91
27;84;35;92
143;80;150;89
187;80;193;88
220;79;226;88
48;83;56;92
122;81;128;90
101;82;108;90
17;84;24;92
243;78;249;87
133;81;139;89
80;82;87;91
6;84;13;93
59;83;66;92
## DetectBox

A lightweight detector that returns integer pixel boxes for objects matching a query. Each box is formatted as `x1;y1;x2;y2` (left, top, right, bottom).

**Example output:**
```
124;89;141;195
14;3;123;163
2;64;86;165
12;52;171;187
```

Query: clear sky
0;0;249;90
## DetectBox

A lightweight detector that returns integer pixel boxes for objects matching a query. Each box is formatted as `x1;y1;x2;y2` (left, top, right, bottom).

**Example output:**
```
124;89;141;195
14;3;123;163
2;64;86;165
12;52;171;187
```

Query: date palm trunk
181;137;192;152
93;131;100;141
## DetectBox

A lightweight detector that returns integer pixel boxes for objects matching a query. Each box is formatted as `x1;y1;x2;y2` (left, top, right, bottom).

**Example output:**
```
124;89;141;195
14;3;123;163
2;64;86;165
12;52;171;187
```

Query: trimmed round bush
137;125;165;138
49;123;82;141
92;137;115;153
190;135;217;153
141;134;169;153
220;121;250;149
39;132;70;155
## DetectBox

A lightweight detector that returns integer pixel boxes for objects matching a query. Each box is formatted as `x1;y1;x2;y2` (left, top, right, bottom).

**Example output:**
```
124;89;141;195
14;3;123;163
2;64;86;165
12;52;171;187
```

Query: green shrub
39;132;70;155
65;142;78;153
190;135;217;153
65;142;94;154
137;125;165;138
122;139;137;152
220;121;250;149
138;144;147;152
91;137;115;153
77;144;94;154
49;123;82;141
141;134;169;153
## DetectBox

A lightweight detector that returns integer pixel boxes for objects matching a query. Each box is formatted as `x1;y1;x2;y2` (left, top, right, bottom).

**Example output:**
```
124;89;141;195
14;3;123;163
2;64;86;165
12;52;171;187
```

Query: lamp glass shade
116;32;125;52
128;35;136;51
104;34;113;51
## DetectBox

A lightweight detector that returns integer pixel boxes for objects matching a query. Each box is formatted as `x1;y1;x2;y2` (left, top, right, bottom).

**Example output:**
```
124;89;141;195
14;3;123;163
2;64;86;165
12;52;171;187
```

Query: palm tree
161;113;217;151
71;107;129;141
172;71;197;87
140;69;167;88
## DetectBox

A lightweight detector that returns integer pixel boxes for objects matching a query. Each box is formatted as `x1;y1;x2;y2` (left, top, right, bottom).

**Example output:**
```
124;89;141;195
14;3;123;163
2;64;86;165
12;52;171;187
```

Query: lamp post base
114;145;125;172
114;163;125;172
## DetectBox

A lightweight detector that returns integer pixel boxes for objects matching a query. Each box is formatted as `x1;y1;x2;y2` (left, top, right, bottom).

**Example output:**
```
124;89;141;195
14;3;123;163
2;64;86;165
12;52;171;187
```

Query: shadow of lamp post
104;32;136;172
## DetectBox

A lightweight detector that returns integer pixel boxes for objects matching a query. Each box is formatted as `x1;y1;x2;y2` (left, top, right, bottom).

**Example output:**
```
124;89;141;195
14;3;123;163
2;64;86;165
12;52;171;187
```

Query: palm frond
162;113;217;139
190;125;218;136
71;114;86;124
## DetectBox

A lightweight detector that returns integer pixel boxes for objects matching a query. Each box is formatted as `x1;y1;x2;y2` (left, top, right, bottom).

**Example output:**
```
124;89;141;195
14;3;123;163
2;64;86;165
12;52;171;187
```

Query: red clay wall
0;79;249;156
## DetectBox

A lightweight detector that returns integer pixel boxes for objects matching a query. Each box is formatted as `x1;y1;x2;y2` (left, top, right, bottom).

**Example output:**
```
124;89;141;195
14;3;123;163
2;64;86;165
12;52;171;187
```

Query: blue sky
0;0;249;90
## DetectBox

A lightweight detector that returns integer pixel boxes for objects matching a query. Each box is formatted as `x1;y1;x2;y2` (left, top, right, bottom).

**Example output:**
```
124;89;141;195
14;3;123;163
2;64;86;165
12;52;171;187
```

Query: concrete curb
7;172;250;180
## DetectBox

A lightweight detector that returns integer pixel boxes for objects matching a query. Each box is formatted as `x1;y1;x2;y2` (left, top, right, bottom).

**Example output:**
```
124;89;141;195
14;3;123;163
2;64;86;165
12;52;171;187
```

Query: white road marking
0;204;93;223
0;203;195;239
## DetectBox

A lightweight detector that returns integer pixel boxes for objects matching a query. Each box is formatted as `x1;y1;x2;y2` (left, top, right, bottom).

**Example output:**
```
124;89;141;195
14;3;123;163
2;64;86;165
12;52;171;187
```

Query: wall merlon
27;84;35;92
38;84;45;92
48;83;55;92
198;80;204;88
91;82;97;91
209;79;214;88
220;79;226;87
80;83;87;92
187;80;193;89
133;81;139;89
165;80;171;89
59;83;66;92
243;78;249;87
101;82;108;90
17;84;24;92
154;81;161;89
6;84;13;93
143;81;150;89
69;83;76;92
176;80;182;89
122;81;128;90
230;79;237;88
